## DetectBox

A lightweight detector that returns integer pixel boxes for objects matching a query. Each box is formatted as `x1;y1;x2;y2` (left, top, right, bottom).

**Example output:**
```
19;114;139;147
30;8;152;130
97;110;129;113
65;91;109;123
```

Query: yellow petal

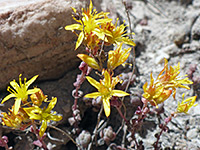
89;0;93;13
65;24;82;31
177;78;193;85
143;82;148;93
27;88;40;95
1;93;16;104
10;81;20;91
93;29;105;40
77;54;100;70
103;70;111;87
86;76;101;90
46;97;57;113
153;86;163;99
75;31;84;50
150;72;154;87
112;90;129;97
71;7;77;13
48;114;62;122
26;75;39;88
121;37;135;46
39;120;47;137
84;92;101;98
94;18;112;25
14;99;22;115
177;95;197;114
24;106;42;120
103;97;111;117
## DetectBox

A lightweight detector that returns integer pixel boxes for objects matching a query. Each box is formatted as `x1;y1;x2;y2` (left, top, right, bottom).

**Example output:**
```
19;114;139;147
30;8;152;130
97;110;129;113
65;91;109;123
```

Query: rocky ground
0;0;200;150
110;0;200;149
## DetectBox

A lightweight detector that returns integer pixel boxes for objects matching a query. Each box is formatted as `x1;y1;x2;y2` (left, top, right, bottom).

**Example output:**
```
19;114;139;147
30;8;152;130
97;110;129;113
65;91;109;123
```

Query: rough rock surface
0;0;85;90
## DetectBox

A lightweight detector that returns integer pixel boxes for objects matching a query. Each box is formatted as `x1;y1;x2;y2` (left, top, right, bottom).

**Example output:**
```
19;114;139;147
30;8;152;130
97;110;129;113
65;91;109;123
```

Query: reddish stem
154;115;172;150
115;106;129;125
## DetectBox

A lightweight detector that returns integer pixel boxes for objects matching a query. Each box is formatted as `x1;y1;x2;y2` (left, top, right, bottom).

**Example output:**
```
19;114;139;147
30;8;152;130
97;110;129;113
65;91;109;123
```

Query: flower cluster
1;75;62;137
65;0;135;52
143;59;197;113
66;0;134;117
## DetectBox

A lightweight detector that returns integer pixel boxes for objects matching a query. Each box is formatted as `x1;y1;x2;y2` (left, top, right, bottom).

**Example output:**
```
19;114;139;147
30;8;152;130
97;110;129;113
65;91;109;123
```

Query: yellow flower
107;42;131;71
177;94;197;114
30;89;47;106
142;73;172;107
84;33;101;50
1;106;31;130
24;97;62;137
156;59;193;98
1;74;40;115
143;59;194;107
101;20;135;46
84;70;129;117
65;0;112;50
77;54;100;70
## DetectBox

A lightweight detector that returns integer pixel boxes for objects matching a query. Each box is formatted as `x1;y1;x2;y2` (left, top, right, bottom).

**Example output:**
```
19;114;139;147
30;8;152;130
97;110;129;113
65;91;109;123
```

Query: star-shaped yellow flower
65;0;112;50
24;97;62;137
177;94;197;114
84;70;129;117
143;59;194;107
1;74;40;115
107;42;131;71
1;106;31;130
156;59;193;98
101;20;135;46
143;73;172;107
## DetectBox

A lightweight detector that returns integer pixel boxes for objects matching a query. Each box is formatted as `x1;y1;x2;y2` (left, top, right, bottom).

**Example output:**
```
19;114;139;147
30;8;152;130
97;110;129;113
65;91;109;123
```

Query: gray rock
191;16;200;40
186;128;199;140
174;14;199;47
154;52;169;64
193;0;200;8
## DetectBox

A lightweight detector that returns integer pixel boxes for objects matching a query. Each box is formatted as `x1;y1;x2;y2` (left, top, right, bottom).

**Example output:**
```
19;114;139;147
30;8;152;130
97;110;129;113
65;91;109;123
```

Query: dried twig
48;125;79;147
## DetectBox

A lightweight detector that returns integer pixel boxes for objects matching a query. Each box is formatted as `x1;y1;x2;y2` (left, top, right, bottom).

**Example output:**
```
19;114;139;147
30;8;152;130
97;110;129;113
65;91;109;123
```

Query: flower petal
84;92;101;99
39;120;47;137
14;98;22;115
65;24;82;31
26;75;39;88
48;114;62;122
89;0;93;13
103;70;111;87
86;76;101;90
121;37;135;46
1;93;16;104
112;90;129;97
103;97;111;117
10;81;20;91
143;82;148;93
46;97;57;113
75;31;84;50
77;54;100;70
27;88;40;95
24;106;42;120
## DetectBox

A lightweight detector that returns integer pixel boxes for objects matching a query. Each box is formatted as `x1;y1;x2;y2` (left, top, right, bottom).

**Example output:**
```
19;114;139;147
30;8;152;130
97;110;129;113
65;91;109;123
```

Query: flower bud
76;130;91;148
100;126;116;145
30;89;47;106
